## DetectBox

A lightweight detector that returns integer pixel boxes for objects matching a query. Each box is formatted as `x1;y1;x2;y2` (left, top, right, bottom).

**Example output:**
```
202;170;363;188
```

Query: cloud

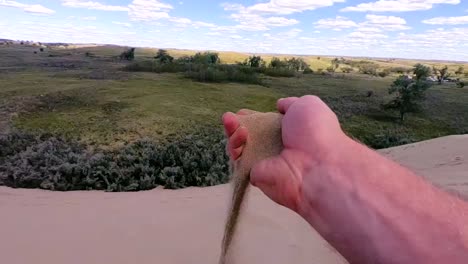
422;16;468;25
360;14;410;31
225;0;345;15
314;16;358;31
128;0;173;21
341;0;460;12
315;14;410;32
0;1;55;14
61;0;129;11
112;21;132;27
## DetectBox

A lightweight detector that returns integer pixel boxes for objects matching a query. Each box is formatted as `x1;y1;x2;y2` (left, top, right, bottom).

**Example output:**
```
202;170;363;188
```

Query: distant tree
246;55;264;68
192;52;220;64
270;57;286;68
413;63;431;80
433;65;449;84
154;49;174;64
286;57;308;71
386;64;432;122
317;57;321;60
20;41;24;45
455;66;464;75
331;58;340;71
39;48;44;52
120;48;135;61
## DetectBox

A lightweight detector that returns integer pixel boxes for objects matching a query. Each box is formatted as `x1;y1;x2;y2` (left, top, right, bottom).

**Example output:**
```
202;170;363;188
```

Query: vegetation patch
0;129;229;191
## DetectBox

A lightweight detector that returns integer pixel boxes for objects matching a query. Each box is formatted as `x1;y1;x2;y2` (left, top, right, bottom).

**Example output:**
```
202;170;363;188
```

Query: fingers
228;126;248;160
222;112;239;137
277;97;299;114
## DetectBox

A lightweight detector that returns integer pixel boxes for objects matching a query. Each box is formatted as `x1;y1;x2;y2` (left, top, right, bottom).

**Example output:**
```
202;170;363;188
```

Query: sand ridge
1;135;467;264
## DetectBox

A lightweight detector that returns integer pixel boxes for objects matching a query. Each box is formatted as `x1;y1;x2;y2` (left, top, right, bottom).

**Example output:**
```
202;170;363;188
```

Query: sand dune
1;135;467;264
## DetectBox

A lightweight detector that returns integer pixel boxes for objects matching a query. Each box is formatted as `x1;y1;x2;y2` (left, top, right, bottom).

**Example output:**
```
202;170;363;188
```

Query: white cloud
228;0;345;15
423;16;468;25
314;16;358;31
341;0;460;12
112;21;132;27
360;14;410;31
128;0;172;21
61;0;128;11
83;16;97;20
0;0;55;14
315;14;410;32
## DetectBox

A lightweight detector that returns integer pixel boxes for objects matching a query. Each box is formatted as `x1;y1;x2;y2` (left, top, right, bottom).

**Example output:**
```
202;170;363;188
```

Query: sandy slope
1;135;467;264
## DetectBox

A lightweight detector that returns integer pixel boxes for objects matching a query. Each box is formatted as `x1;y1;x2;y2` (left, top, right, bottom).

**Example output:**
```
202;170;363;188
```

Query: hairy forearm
299;138;468;264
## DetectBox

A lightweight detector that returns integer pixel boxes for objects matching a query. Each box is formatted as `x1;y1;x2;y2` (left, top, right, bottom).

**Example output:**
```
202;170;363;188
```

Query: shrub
39;48;44;52
358;63;378;76
186;65;261;84
192;52;220;64
457;81;465;88
261;67;295;77
341;67;354;73
303;67;314;74
120;48;135;61
154;49;174;64
389;67;411;74
0;130;229;191
362;130;414;149
386;64;432;122
378;69;391;78
326;66;336;73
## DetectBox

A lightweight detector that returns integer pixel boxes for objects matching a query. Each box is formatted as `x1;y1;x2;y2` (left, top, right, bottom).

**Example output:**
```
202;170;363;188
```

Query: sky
1;0;468;61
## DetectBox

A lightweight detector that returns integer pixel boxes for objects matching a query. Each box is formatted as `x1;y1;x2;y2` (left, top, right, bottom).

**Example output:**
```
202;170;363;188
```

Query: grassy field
1;44;467;149
1;43;467;191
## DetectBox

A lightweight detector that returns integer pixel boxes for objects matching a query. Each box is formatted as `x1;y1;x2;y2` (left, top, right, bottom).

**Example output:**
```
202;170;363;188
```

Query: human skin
222;95;468;264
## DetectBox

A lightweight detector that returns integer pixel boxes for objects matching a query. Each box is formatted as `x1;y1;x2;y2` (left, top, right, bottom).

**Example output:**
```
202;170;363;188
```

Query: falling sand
219;112;284;264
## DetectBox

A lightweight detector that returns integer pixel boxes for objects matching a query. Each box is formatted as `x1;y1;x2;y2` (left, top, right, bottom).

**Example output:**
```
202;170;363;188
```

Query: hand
222;96;350;213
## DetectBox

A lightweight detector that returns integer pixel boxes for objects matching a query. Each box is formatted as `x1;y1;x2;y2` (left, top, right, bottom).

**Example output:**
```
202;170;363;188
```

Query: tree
387;64;432;122
455;66;464;75
331;58;340;71
270;57;286;68
413;63;431;80
120;48;135;61
154;49;174;64
286;57;308;71
433;65;449;84
192;52;220;64
246;55;264;68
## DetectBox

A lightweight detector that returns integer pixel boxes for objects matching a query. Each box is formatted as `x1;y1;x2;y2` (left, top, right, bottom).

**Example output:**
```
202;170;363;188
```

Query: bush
261;67;295;77
358;63;378;75
457;81;465;88
341;67;354;73
378;69;391;78
39;48;44;52
0;130;229;191
120;48;135;61
326;66;336;73
186;65;261;84
303;67;314;74
389;67;411;74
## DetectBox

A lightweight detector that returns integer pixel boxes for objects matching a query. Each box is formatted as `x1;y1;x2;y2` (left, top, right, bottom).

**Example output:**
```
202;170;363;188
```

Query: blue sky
1;0;468;60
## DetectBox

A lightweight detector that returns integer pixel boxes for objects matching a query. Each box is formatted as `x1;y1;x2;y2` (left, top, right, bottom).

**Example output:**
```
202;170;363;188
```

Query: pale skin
222;95;468;264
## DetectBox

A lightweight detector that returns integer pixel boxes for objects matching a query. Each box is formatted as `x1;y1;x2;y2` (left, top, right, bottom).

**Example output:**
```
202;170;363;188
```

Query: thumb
250;155;299;211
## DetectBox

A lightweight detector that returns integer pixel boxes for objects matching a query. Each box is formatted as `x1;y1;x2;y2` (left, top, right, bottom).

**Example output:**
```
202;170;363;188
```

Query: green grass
1;44;468;149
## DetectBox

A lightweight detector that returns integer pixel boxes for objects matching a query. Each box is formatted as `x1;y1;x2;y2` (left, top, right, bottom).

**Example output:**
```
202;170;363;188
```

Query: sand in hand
1;135;467;264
